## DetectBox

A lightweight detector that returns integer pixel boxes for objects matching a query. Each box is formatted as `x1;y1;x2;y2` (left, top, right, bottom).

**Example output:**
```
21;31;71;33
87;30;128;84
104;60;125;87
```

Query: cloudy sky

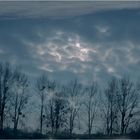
0;1;140;86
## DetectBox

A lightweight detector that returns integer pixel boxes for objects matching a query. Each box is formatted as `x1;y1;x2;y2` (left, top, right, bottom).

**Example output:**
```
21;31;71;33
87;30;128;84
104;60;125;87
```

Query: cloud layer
0;1;140;19
0;3;140;86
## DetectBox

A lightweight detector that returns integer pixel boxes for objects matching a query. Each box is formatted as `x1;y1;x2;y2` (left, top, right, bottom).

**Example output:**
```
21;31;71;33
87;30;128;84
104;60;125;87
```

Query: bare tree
10;70;29;132
45;90;68;134
117;76;139;134
45;80;56;134
36;74;49;134
0;62;13;130
84;81;98;136
65;79;82;134
102;78;119;135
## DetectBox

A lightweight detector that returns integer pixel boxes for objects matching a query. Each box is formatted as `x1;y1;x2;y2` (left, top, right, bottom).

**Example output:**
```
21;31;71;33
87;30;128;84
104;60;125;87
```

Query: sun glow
74;41;90;61
75;42;81;48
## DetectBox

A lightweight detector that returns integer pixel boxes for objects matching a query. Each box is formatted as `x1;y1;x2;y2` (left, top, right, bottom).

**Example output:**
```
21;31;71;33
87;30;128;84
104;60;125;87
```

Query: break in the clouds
0;1;140;85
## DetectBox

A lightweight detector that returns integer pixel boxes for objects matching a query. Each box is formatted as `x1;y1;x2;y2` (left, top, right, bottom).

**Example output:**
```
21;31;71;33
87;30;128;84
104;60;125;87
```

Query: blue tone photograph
0;1;140;139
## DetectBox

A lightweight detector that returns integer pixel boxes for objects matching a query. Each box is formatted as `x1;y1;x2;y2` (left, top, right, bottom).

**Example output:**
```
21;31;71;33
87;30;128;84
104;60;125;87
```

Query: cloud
0;8;140;86
0;1;140;19
24;31;95;73
20;29;140;85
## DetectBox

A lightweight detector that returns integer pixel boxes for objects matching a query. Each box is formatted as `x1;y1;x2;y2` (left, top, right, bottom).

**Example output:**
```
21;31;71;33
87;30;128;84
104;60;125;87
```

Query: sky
0;1;140;86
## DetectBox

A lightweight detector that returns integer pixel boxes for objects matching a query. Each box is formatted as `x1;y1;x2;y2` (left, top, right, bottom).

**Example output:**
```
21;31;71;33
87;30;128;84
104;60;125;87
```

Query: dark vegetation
0;62;140;139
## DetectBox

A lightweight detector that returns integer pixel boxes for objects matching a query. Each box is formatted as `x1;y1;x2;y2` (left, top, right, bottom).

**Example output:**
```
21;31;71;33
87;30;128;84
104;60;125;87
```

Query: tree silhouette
36;74;48;134
45;90;68;134
65;79;82;135
84;81;98;136
116;76;139;134
102;78;119;135
10;69;29;133
0;62;13;130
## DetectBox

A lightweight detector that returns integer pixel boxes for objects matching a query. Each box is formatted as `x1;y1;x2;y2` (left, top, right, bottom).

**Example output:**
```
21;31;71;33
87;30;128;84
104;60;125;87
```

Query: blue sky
0;1;140;86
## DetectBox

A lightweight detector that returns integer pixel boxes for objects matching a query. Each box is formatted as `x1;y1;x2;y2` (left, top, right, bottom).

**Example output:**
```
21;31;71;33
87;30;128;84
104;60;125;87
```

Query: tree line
0;62;140;137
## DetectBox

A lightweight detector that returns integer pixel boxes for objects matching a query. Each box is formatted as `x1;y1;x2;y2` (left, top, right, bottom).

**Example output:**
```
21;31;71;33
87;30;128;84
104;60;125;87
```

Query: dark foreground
0;128;140;139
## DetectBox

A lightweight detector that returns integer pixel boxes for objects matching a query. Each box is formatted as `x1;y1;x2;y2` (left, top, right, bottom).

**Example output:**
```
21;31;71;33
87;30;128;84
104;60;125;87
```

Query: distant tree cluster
0;62;140;137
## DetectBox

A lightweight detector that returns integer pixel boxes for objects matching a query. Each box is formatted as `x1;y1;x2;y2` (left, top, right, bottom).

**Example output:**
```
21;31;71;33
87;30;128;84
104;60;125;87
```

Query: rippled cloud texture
0;1;140;85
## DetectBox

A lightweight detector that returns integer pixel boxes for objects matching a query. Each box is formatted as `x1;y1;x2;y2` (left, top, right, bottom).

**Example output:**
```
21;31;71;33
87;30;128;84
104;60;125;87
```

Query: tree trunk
0;115;3;131
121;112;125;134
40;104;43;134
69;116;73;135
88;127;91;136
0;102;5;131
